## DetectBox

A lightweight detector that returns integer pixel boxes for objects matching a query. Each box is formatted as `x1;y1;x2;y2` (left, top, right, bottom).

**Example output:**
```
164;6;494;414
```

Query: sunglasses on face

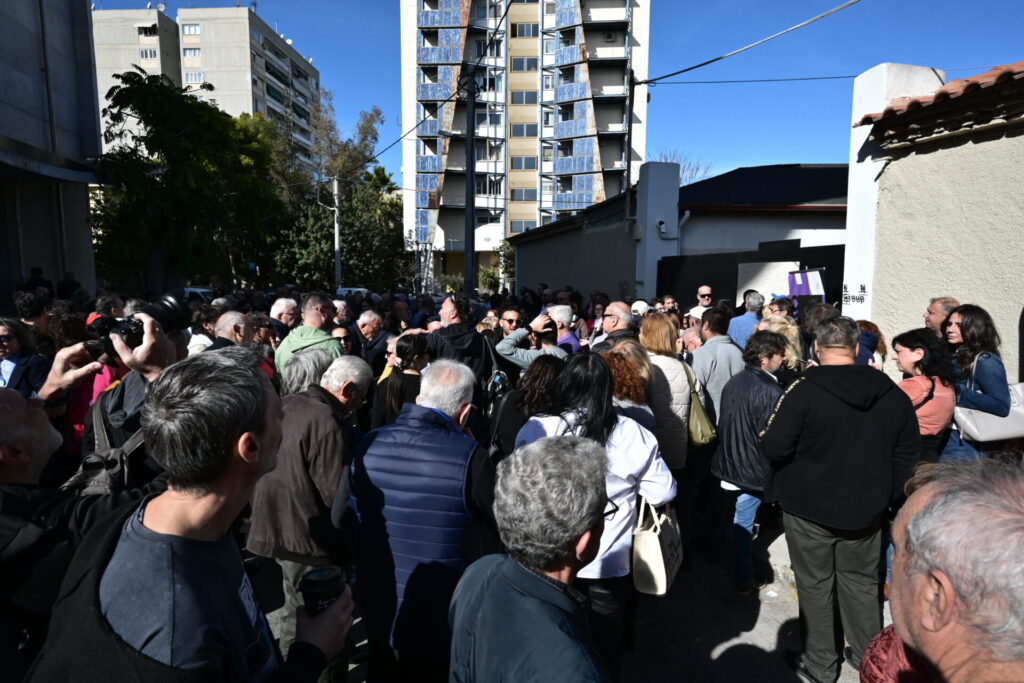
0;335;12;343
502;318;521;325
698;293;712;299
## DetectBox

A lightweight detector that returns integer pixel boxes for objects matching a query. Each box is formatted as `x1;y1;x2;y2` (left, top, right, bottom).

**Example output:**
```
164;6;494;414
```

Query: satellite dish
156;2;166;10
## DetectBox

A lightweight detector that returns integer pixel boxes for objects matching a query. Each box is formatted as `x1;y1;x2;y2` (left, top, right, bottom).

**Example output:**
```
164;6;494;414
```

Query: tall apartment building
401;0;649;287
92;6;319;165
175;7;320;164
93;8;182;154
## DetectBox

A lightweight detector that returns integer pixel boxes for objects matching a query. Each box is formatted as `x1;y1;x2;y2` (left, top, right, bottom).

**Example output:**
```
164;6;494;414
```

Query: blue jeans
939;429;985;462
732;491;762;586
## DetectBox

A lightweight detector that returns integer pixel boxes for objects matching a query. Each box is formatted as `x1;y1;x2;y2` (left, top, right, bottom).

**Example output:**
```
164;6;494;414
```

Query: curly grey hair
494;436;608;570
903;460;1024;661
281;349;334;396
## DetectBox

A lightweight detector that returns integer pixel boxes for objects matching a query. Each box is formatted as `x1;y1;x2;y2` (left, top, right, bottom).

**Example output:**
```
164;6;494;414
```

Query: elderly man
496;313;567;370
449;436;609;682
29;346;353;683
886;460;1024;683
355;310;389;377
687;285;714;322
204;310;253;352
274;293;342;373
548;304;580;354
760;316;919;683
680;326;702;364
332;299;351;327
248;355;372;682
727;290;764;349
341;360;497;682
923;296;959;338
591;301;635;352
270;297;299;342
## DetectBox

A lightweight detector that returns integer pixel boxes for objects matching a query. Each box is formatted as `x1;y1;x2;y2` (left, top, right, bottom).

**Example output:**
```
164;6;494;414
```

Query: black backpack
481;337;512;421
60;393;145;496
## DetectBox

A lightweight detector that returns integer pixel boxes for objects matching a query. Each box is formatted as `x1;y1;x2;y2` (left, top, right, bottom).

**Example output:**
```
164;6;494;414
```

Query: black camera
86;291;191;360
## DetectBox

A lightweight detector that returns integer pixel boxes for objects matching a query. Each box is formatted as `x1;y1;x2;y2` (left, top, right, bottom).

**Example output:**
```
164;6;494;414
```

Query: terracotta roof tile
855;60;1024;127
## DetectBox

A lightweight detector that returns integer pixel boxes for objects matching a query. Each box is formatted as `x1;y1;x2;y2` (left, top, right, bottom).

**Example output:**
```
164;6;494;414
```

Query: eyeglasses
698;293;712;299
602;313;617;320
603;498;619;520
0;335;11;344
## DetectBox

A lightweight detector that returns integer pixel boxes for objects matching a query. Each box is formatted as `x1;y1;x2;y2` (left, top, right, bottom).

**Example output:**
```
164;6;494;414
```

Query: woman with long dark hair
940;304;1011;461
370;333;428;429
489;354;564;461
891;328;957;463
515;352;675;681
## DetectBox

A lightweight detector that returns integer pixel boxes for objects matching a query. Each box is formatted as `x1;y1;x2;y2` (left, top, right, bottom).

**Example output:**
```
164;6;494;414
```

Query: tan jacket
647;353;705;469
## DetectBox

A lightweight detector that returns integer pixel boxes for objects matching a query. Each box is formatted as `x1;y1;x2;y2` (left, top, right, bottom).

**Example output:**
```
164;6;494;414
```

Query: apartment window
511;58;538;72
542;145;554;161
511;123;539;137
474;39;502;58
474;108;502;127
511;90;538;105
545;1;556;14
138;25;158;37
252;77;263;91
476;176;504;195
251;50;259;64
472;3;488;19
139;49;157;60
253;98;261;113
249;28;262;44
184;72;204;84
182;24;200;35
513;23;539;38
544;39;556;54
542;110;554;126
512;0;539;3
183;48;201;58
510;220;537;233
511;156;538;170
542;74;554;90
511;188;538;201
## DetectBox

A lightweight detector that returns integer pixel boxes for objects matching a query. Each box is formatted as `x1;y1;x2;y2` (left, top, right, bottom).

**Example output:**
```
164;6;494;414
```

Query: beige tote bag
632;497;683;596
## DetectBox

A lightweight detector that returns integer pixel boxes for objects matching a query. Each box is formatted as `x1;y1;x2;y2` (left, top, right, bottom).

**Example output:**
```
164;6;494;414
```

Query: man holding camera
28;344;353;683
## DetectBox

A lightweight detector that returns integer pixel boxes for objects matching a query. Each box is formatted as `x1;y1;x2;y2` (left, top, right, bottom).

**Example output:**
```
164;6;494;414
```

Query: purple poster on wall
789;269;826;304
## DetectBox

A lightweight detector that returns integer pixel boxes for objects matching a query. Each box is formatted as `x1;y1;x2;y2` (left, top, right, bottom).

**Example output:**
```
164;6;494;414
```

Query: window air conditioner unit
603;32;616;43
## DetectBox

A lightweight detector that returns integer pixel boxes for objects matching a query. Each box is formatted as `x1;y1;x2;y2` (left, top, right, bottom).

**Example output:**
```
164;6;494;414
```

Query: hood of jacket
435;322;478;352
802;364;896;411
283;324;334;353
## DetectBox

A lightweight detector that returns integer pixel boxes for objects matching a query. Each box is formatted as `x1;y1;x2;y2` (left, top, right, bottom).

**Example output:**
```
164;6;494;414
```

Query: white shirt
515;412;677;579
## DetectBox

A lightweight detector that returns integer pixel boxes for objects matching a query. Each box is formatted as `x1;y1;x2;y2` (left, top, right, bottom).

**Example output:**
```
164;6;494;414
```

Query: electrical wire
640;0;864;85
651;66;996;85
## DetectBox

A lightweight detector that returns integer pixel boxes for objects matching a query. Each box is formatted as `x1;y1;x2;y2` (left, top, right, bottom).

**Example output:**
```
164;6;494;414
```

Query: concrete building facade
0;0;101;308
92;8;182;154
173;7;319;164
846;61;1024;383
401;0;648;289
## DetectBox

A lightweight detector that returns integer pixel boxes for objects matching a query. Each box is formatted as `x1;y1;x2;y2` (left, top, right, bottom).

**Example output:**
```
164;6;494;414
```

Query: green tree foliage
479;267;500;292
495;239;516;285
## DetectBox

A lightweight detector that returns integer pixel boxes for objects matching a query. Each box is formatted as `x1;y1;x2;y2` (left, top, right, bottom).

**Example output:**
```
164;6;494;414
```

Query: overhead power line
652;66;996;85
640;0;864;85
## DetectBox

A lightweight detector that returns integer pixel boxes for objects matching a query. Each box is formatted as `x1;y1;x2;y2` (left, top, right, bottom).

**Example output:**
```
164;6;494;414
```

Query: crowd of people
1;270;1022;683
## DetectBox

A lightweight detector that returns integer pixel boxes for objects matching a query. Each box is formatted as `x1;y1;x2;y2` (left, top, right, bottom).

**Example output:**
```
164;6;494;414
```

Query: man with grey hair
591;301;635;352
923;296;959;337
886;460;1024;683
270;296;299;342
248;355;372;681
203;310;253;352
280;348;335;396
356;309;389;377
548;304;581;354
343;359;499;681
449;436;609;682
760;316;920;683
727;289;765;349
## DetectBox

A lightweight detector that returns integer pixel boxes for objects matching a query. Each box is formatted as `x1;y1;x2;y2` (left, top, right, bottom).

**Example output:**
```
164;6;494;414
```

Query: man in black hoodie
759;316;919;683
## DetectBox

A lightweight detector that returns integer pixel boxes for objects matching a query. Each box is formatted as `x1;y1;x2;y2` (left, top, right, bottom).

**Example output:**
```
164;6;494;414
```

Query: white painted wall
679;213;846;255
842;63;945;319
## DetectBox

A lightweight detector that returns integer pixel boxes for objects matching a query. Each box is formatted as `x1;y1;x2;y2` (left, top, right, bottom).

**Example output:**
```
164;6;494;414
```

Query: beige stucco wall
872;130;1024;382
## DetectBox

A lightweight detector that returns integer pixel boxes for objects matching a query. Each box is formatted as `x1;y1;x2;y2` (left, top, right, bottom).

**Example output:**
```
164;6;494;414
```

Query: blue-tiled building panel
416;83;452;100
417;119;440;136
416;156;443;172
417;9;461;27
555;44;583;66
417;46;463;64
555;81;588;102
416;174;439;190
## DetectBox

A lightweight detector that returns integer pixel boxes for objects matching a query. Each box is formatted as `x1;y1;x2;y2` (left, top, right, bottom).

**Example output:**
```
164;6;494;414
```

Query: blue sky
99;0;1024;179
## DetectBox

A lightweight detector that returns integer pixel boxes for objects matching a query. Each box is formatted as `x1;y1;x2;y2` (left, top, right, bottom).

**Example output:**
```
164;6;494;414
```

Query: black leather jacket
710;366;782;491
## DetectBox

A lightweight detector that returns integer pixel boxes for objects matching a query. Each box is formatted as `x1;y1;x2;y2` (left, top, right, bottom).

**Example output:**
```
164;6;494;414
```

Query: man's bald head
0;389;63;483
603;301;632;332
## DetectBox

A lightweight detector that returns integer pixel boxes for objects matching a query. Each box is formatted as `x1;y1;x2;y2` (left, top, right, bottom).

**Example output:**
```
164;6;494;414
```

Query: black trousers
575;575;635;682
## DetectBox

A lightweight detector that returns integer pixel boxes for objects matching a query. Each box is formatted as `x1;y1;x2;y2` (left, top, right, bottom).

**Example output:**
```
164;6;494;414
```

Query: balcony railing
551;191;594;211
417;119;440;137
417;83;452;100
417;46;463;64
553;119;588;138
553;155;599;174
416;155;443;172
555;44;584;67
555;81;588;103
418;9;461;27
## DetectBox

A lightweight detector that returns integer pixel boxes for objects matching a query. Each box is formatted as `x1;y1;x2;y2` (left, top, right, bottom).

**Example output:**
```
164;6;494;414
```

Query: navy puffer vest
350;403;475;659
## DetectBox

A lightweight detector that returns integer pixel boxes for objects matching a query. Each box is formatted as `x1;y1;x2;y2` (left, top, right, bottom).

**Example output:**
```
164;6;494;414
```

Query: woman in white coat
638;313;705;471
515;352;676;681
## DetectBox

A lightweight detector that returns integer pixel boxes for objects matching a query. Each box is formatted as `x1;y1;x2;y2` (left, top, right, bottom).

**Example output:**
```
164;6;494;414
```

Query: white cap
631;300;651;316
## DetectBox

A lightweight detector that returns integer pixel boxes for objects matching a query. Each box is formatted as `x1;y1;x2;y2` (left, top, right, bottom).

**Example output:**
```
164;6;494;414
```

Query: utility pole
623;69;636;227
463;65;477;294
332;176;342;293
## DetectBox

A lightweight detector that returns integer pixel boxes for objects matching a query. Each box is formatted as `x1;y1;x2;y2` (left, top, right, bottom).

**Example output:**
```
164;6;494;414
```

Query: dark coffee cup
299;565;345;617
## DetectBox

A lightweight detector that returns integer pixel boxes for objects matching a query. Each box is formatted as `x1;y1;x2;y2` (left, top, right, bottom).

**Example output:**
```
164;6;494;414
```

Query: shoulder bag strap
912;377;936;411
92;391;112;453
